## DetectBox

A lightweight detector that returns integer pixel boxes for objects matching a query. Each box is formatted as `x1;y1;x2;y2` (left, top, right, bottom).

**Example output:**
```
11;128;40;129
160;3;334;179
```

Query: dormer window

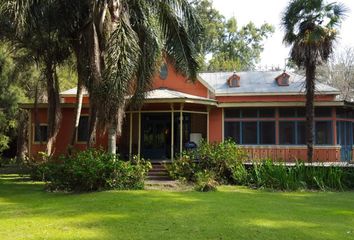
275;72;290;86
227;72;240;88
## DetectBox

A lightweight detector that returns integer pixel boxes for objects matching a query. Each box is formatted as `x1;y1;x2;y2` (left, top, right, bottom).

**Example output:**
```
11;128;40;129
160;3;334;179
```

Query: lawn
0;174;353;240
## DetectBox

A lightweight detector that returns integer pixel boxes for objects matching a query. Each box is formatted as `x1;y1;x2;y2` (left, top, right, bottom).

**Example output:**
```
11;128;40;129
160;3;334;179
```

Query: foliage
165;155;197;182
167;140;247;184
194;170;218;192
28;149;152;192
192;0;274;71
232;160;346;191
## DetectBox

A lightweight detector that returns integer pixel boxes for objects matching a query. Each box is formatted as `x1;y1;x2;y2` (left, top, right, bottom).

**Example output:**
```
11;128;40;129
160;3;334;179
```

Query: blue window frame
279;121;306;145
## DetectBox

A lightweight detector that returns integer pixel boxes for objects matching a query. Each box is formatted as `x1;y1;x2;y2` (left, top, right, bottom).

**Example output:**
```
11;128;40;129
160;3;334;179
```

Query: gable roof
199;71;339;96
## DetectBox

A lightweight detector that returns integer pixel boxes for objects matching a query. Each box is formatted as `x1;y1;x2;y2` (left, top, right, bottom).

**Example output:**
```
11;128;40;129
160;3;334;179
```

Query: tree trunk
305;62;316;163
68;43;87;152
16;109;28;163
86;22;103;148
107;125;117;155
107;106;125;155
45;62;62;156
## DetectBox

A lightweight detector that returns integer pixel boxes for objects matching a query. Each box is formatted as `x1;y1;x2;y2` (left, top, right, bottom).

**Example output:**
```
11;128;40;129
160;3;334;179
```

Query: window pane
259;108;275;118
297;121;306;145
34;125;48;142
315;121;332;145
296;108;306;118
78;116;89;142
224;109;240;118
279;108;296;118
242;122;257;144
242;109;257;118
259;122;275;144
279;122;295;144
336;108;348;118
224;122;240;144
315;107;332;117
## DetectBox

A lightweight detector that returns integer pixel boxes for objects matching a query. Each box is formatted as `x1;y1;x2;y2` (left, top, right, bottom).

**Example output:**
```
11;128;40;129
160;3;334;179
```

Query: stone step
147;175;172;181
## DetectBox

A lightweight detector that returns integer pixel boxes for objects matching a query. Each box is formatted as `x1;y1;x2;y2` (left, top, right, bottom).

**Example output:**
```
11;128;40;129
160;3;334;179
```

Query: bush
194;171;218;192
242;160;346;191
29;149;151;192
167;139;247;184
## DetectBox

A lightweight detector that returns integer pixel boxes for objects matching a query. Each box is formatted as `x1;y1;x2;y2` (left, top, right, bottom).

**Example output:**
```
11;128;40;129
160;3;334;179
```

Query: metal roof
199;71;339;96
60;71;340;97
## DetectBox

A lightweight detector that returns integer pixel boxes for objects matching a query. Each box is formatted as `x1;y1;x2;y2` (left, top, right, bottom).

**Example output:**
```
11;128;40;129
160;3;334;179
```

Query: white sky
212;0;354;68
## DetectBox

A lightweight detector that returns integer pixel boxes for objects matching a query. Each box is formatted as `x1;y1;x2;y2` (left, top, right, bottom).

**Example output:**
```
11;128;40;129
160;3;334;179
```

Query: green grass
0;174;354;240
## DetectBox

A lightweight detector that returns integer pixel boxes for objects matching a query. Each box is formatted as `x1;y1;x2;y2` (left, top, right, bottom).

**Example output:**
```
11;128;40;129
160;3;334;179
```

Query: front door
141;113;171;160
337;121;353;162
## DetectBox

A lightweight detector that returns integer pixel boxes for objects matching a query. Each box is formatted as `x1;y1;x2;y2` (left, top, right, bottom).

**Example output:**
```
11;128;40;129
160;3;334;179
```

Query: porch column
332;107;337;145
129;112;133;160
171;104;174;161
138;110;141;158
221;108;224;141
207;106;210;143
180;104;184;154
275;108;279;145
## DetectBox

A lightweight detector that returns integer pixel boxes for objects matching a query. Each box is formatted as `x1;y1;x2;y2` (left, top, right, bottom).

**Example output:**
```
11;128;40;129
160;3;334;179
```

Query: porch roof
59;87;217;106
143;88;216;105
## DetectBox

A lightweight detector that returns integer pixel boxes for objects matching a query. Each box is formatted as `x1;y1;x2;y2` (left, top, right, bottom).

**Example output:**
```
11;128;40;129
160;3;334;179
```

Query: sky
212;0;354;69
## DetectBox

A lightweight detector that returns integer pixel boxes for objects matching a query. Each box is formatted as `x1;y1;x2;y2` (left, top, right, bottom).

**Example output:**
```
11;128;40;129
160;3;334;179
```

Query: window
77;116;89;142
259;122;275;144
297;121;306;145
279;122;295;144
224;109;240;118
224;122;240;144
242;122;257;144
315;121;332;145
242;109;257;118
279;108;296;118
159;63;168;80
34;125;48;142
315;107;332;117
259;108;275;118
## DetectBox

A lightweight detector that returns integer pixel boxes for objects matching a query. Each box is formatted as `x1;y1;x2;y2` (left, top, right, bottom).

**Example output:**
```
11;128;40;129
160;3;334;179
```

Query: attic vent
275;72;290;86
227;72;240;88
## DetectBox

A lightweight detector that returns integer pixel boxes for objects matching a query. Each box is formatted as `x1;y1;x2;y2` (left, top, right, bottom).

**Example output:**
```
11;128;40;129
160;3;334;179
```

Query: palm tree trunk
86;22;103;148
16;109;28;162
46;61;62;156
68;44;87;152
305;62;316;163
107;125;117;155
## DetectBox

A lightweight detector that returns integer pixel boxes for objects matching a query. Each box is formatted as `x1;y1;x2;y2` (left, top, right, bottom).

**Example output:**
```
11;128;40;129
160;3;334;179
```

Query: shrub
194;171;218;192
29;149;151;192
165;154;197;182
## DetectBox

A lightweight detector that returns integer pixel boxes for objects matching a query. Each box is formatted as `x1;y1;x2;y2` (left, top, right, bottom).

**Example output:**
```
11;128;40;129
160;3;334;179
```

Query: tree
192;0;274;71
317;47;354;101
0;0;72;156
282;0;347;162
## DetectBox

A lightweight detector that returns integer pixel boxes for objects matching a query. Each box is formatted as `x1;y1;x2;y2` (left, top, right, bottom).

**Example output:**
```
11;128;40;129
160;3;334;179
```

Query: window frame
76;115;90;144
32;123;48;144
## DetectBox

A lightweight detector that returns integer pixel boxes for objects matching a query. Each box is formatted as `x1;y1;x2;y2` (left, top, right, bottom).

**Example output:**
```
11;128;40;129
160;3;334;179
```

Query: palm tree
58;0;202;154
0;0;71;156
282;0;347;162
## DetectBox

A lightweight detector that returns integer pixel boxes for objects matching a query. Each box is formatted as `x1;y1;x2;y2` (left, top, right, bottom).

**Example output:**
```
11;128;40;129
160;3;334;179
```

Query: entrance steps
148;162;171;180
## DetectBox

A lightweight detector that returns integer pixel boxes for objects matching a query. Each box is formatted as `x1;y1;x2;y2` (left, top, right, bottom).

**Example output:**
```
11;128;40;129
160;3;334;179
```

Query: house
21;63;354;162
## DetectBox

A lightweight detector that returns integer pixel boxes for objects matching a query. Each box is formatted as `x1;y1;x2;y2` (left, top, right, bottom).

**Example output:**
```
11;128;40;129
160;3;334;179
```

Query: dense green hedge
29;149;151;192
167;140;354;191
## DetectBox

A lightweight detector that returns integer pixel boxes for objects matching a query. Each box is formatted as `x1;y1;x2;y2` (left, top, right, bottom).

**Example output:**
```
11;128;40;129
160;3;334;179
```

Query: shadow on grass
0;174;354;240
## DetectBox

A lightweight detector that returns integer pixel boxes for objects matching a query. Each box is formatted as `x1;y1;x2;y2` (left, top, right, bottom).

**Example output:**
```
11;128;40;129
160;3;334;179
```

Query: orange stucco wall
152;63;209;97
208;108;223;142
29;108;107;158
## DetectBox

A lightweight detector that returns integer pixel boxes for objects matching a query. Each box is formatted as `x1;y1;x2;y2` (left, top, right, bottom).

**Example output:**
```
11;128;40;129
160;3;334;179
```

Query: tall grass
233;160;346;191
